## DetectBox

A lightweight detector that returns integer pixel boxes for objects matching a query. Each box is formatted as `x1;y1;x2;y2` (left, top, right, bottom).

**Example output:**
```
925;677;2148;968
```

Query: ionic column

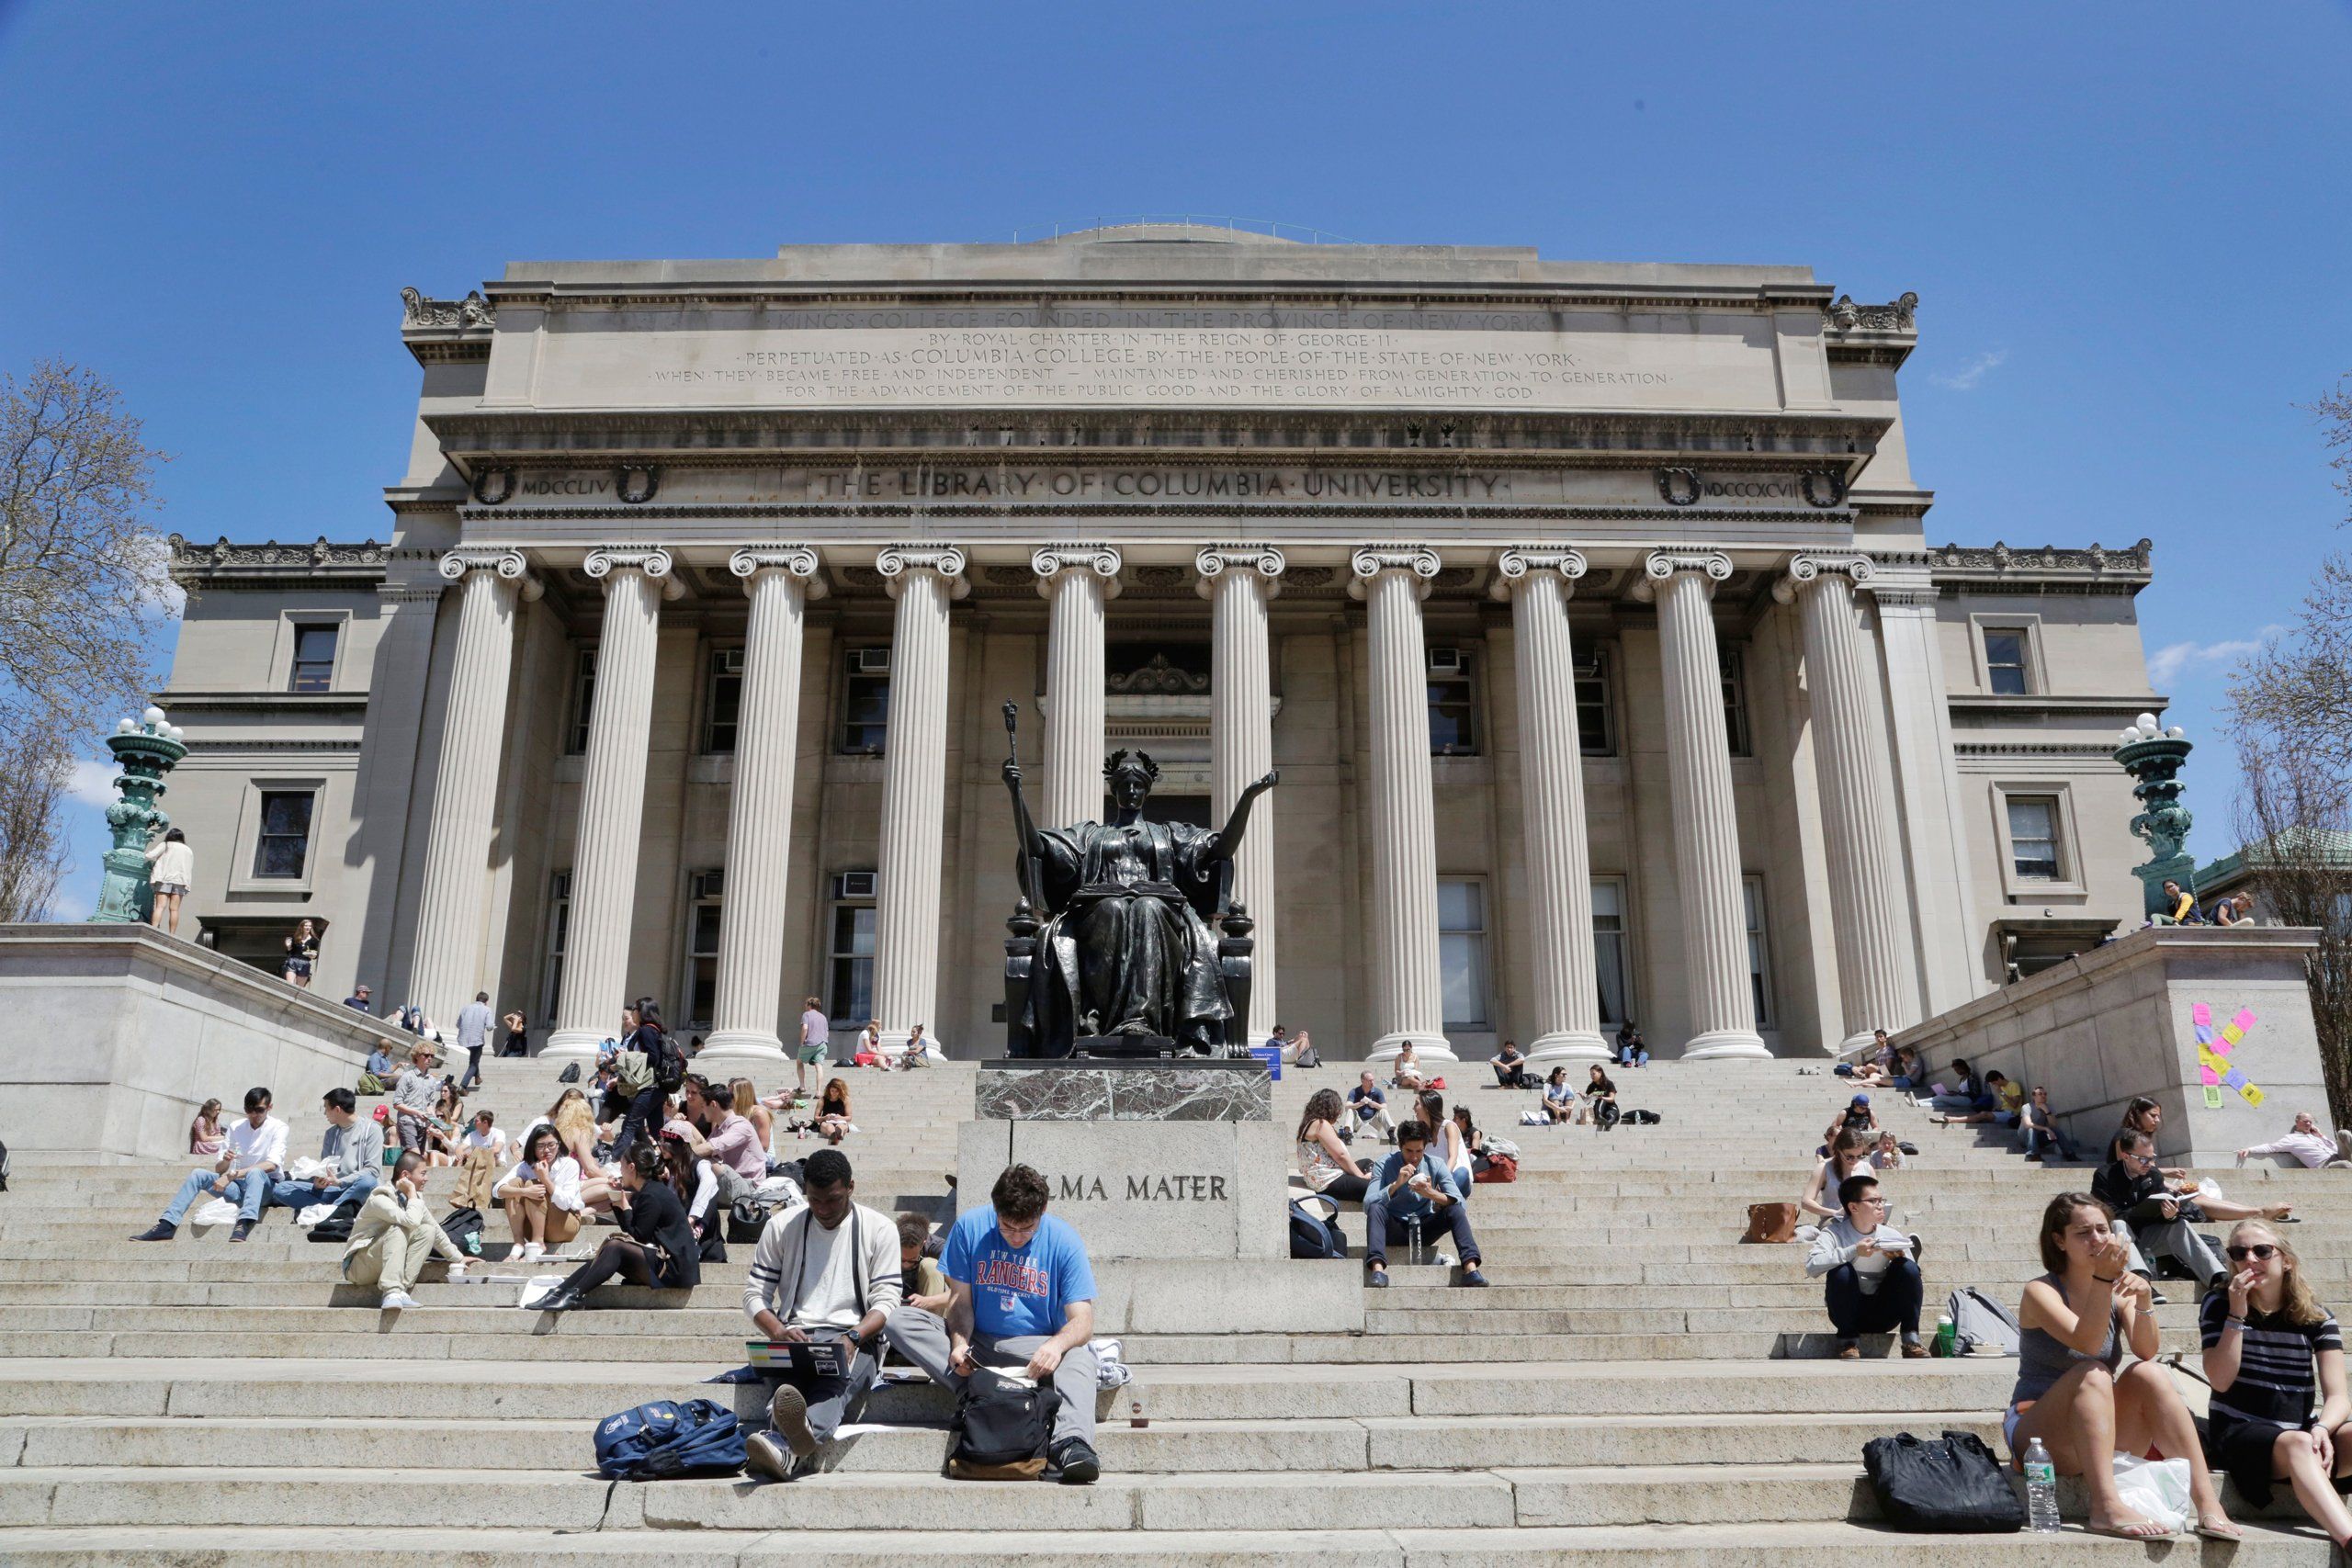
703;547;828;1069
1635;549;1769;1060
1491;547;1608;1061
1033;545;1121;829
871;545;967;1051
1197;545;1285;1042
1776;554;1920;1049
409;548;538;1028
546;547;680;1062
1350;547;1453;1061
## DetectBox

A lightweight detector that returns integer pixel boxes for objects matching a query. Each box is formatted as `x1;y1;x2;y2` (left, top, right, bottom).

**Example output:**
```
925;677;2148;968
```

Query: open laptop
745;1339;853;1380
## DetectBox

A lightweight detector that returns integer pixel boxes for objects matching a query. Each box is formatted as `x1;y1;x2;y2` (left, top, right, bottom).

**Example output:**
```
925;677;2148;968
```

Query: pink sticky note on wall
2192;1003;2213;1028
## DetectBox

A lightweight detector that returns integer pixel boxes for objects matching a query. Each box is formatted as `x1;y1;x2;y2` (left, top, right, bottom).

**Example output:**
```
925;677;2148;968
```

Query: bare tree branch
0;730;73;922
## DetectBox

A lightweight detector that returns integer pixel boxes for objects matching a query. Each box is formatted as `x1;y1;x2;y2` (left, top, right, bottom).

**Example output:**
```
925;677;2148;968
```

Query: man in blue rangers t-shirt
883;1162;1102;1483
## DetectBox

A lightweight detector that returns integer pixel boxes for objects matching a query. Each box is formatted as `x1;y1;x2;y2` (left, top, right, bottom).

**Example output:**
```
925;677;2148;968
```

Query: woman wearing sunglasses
2202;1221;2352;1558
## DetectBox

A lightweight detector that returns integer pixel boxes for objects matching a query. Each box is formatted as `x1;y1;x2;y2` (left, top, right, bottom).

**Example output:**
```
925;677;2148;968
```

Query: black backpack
307;1184;371;1243
557;1063;582;1084
1288;1197;1346;1259
651;1031;685;1093
945;1371;1052;1480
1861;1431;2025;1532
441;1205;485;1256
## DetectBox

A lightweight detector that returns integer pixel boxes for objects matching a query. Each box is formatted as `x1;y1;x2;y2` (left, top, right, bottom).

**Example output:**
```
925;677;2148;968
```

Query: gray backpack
1947;1287;2021;1356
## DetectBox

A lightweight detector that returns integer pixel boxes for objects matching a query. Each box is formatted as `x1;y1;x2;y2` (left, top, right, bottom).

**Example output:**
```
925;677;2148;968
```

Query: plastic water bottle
2023;1438;2060;1532
1406;1216;1425;1265
1931;1314;1956;1358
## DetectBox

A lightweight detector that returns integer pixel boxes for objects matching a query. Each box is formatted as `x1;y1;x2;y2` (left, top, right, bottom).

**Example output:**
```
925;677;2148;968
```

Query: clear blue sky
4;1;2347;915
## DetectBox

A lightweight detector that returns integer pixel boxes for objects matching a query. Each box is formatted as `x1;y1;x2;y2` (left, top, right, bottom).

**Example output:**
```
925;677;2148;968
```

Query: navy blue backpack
1288;1197;1347;1259
594;1398;745;1480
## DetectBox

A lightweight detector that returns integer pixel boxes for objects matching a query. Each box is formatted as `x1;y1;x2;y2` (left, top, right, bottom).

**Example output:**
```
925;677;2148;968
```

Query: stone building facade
155;227;2165;1070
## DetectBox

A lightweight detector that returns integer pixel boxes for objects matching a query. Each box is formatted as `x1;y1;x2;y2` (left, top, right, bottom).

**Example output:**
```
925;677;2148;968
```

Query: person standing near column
796;996;830;1099
144;828;192;936
454;991;493;1092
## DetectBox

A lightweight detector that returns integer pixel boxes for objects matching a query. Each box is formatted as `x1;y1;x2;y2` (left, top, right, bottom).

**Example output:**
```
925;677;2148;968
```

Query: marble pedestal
956;1061;1361;1330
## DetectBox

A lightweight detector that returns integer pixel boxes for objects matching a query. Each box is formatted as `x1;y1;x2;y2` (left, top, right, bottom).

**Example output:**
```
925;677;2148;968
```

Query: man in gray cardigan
263;1087;382;1220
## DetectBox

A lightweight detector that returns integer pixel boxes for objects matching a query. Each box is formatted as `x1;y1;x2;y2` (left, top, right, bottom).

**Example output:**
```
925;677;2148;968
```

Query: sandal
2085;1514;2175;1540
2194;1516;2243;1542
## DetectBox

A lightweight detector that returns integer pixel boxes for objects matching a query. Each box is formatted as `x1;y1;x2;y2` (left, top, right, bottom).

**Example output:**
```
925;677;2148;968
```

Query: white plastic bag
2111;1453;2192;1534
190;1197;240;1227
516;1275;564;1311
295;1202;334;1228
286;1156;332;1182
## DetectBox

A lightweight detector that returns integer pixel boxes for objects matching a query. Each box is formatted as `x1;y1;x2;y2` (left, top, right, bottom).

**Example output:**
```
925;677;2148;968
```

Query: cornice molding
168;535;389;586
1930;538;2154;584
454;502;1854;525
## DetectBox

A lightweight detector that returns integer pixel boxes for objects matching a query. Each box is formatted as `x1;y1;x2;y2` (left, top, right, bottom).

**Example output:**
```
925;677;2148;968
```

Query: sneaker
2149;1288;2168;1305
379;1290;418;1311
230;1220;255;1243
768;1382;818;1460
1365;1267;1389;1289
1901;1337;1928;1359
1050;1438;1100;1485
744;1430;795;1484
1836;1339;1861;1359
130;1223;177;1242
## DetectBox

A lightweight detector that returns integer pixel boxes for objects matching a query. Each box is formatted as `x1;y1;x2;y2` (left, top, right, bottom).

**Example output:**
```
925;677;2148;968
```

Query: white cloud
46;885;93;922
67;759;118;808
1929;348;2009;391
2147;626;2283;687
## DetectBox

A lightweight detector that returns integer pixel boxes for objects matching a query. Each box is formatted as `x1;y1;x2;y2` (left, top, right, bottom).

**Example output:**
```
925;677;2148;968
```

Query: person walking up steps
453;991;493;1092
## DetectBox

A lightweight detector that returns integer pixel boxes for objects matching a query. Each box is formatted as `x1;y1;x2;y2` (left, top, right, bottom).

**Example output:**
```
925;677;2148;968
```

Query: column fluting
1779;555;1920;1049
1642;549;1770;1060
870;546;967;1052
703;547;826;1068
409;548;535;1029
1492;547;1609;1061
1351;547;1453;1061
546;547;674;1062
1033;545;1120;830
1197;545;1284;1043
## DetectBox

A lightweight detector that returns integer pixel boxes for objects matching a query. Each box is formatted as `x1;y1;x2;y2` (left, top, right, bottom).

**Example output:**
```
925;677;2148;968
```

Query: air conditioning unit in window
854;649;890;674
836;871;877;900
1428;648;1464;673
691;871;724;899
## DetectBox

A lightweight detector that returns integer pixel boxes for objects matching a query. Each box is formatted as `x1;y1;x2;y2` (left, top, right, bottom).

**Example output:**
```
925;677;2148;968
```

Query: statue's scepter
1002;701;1043;908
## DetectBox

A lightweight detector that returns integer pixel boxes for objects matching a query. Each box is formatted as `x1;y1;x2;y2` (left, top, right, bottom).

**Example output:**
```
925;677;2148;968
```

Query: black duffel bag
1862;1430;2024;1532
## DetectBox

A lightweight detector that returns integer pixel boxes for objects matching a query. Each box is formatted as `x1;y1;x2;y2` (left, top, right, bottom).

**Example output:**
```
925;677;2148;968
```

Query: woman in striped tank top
2201;1219;2352;1558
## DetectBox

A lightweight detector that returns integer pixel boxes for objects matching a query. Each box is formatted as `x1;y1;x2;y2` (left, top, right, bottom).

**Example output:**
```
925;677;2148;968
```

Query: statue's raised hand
1001;757;1023;791
1245;770;1278;797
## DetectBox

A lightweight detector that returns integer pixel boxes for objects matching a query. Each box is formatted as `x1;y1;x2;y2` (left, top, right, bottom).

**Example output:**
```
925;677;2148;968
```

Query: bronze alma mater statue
1002;725;1274;1058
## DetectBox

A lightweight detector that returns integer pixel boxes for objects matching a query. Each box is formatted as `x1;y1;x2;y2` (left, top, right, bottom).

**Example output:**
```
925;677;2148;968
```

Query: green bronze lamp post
88;705;188;924
2113;710;2195;921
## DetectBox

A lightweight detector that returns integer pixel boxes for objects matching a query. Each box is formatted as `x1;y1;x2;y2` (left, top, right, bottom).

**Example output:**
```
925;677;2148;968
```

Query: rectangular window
2007;795;2064;881
1575;647;1615;757
1437;877;1490;1030
567;649;597;755
288;624;338;693
541;871;571;1021
1590;876;1629;1029
1721;649;1753;758
1742;875;1775;1029
684;870;724;1028
702;647;744;754
840;649;890;755
1428;651;1478;756
1984;629;2031;696
829;896;877;1025
250;791;314;879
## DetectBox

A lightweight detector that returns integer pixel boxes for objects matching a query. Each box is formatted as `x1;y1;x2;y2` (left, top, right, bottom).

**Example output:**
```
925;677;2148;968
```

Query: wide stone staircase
0;1052;2342;1562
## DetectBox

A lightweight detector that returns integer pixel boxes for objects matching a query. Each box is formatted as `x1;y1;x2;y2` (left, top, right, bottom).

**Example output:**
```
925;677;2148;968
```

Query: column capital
437;547;543;602
1194;544;1287;601
1771;551;1875;604
1031;544;1123;601
729;546;830;600
1347;545;1441;601
1630;548;1732;603
1488;546;1589;601
583;546;684;600
876;544;970;600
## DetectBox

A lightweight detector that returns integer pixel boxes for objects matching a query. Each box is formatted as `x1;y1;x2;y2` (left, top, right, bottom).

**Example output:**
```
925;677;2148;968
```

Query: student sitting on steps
262;1087;381;1222
1800;1130;1874;1223
342;1151;466;1311
897;1210;952;1320
884;1163;1102;1485
2004;1191;2240;1542
537;1142;701;1313
1804;1172;1925;1359
134;1086;286;1243
739;1148;904;1483
1362;1121;1487;1290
